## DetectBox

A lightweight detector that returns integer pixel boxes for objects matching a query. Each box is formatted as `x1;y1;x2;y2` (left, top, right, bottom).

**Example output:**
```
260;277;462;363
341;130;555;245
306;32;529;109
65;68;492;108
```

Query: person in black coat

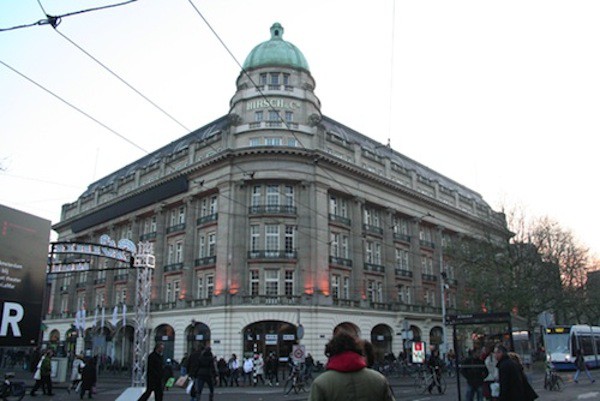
80;357;97;399
194;346;216;401
494;345;537;401
138;343;165;401
461;349;487;401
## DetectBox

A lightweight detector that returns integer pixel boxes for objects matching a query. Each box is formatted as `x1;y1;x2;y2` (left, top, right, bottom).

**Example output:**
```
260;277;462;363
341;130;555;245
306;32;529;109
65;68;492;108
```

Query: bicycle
283;365;309;395
544;366;563;391
414;367;447;395
0;373;26;401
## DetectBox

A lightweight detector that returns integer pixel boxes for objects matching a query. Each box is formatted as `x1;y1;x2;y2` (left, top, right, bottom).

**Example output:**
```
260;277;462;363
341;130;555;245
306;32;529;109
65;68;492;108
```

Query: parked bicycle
0;373;25;401
414;367;447;395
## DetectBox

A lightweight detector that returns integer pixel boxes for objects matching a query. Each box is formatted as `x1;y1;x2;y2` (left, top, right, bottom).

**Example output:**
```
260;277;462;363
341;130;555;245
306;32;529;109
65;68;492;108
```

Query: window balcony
363;224;383;236
140;232;157;241
114;273;128;282
421;273;438;282
266;121;282;127
368;302;393;311
329;214;351;226
364;263;385;273
247;250;297;260
166;223;185;234
395;269;413;278
329;256;353;268
94;278;106;285
76;282;87;289
195;256;216;267
197;213;218;226
248;205;297;215
419;240;436;249
164;262;184;273
332;298;361;308
242;295;300;305
249;122;262;129
393;233;411;243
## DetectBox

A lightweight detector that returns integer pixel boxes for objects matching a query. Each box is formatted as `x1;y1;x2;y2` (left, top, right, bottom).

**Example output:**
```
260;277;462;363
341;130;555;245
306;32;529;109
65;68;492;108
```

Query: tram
544;325;600;370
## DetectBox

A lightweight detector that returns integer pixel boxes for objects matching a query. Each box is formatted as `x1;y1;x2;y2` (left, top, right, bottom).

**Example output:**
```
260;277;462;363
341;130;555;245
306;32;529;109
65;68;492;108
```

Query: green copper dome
243;23;310;71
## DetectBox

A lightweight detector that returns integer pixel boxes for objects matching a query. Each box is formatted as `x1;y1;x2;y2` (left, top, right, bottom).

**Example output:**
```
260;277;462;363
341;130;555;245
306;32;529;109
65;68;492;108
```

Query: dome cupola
242;23;310;71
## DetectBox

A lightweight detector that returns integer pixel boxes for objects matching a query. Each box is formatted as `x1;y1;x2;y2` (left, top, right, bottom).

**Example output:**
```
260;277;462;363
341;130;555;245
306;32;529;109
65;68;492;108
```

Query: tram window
581;335;594;355
595;336;600;354
572;335;578;356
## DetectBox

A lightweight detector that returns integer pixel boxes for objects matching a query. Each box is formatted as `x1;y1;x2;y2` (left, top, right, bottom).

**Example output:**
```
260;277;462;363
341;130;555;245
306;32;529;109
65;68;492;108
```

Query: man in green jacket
308;332;395;401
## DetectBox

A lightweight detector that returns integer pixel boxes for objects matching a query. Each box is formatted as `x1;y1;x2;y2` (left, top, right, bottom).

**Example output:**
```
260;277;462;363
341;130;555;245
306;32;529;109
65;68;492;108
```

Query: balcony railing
164;262;184;272
248;205;297;215
364;263;385;273
197;213;218;226
185;298;212;308
363;224;384;236
419;240;436;249
395;268;413;278
332;298;361;308
421;273;438;282
166;223;186;234
140;232;157;241
242;295;300;305
114;274;128;282
195;256;216;267
393;233;411;243
247;250;297;260
329;256;353;268
328;214;351;226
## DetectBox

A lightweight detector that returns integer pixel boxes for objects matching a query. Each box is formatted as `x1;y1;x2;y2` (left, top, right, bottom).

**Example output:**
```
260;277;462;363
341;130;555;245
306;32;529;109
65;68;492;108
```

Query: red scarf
326;351;367;372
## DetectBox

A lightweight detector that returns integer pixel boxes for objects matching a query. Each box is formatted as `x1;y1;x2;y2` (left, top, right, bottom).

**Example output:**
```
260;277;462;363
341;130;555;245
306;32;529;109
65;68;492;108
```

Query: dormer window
283;74;290;86
270;73;279;85
259;73;267;85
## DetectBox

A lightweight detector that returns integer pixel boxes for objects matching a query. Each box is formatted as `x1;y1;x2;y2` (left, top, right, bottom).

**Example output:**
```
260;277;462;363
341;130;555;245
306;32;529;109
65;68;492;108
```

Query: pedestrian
461;349;488;401
253;353;265;386
243;356;254;386
305;353;315;379
194;346;216;401
216;357;228;387
181;353;189;376
494;344;537;401
80;357;97;399
186;346;203;401
574;349;595;384
308;330;395;401
71;354;85;392
265;352;279;386
482;344;498;401
228;354;240;387
426;349;443;394
138;342;165;401
30;349;54;396
163;358;175;390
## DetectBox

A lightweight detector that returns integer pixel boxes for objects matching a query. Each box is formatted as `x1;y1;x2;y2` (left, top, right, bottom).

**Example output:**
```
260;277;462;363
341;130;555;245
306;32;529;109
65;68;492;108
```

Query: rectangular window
198;234;206;258
208;232;216;256
178;206;186;224
329;195;347;217
367;280;375;302
284;270;294;296
165;281;172;302
196;276;204;299
396;248;409;270
287;138;298;147
266;185;279;206
283;73;290;85
284;225;295;254
174;280;181;301
250;270;259;296
265;270;279;296
365;241;373;263
209;196;218;214
206;275;214;298
77;293;85;310
343;276;350;299
249;137;261;147
115;287;127;304
285;111;293;122
374;243;382;264
331;274;340;299
269;110;279;121
284;185;294;207
254;111;263;122
265;224;280;253
397;285;404;303
330;232;339;257
60;295;68;313
259;73;267;85
251;186;261;207
175;241;183;262
265;137;282;146
269;73;279;85
250;225;260;252
167;243;175;264
376;281;383;303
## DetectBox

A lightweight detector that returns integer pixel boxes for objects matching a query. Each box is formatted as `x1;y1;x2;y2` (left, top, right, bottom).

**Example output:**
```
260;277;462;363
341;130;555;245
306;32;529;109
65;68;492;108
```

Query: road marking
578;392;600;399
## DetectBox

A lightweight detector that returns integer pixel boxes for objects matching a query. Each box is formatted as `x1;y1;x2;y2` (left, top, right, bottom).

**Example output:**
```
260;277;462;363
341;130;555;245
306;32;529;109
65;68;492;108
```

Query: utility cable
0;59;148;154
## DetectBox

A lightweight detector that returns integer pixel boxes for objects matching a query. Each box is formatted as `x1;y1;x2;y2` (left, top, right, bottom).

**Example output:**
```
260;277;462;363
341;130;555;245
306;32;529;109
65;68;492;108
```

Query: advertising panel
0;204;51;346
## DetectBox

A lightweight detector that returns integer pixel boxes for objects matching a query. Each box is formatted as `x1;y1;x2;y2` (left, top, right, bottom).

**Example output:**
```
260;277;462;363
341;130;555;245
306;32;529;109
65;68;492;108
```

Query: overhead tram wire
36;0;190;133
0;59;148;155
0;0;139;32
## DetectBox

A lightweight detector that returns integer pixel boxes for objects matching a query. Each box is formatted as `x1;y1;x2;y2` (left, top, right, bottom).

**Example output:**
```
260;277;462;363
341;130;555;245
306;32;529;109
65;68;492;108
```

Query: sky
1;0;599;257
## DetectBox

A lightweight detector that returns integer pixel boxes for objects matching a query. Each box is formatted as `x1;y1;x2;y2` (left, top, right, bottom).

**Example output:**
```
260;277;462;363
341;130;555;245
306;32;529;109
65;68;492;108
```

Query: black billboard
0;204;51;346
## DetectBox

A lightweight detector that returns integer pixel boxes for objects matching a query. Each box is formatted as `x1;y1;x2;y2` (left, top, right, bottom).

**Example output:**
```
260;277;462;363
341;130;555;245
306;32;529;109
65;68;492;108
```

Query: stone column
351;197;365;303
183;196;197;302
409;217;423;304
383;209;396;303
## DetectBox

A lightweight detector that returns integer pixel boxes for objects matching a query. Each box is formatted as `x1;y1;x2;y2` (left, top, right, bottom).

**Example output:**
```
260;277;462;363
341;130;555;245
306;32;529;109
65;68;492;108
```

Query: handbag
165;377;175;388
33;369;41;381
490;382;500;397
185;379;194;395
175;375;189;388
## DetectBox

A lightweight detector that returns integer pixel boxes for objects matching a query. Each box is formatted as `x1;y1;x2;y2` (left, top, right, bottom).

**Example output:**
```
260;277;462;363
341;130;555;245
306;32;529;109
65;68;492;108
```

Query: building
44;23;510;365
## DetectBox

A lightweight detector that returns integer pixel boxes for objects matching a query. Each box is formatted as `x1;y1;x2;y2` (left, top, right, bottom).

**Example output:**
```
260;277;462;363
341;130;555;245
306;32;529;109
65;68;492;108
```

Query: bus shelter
446;312;530;401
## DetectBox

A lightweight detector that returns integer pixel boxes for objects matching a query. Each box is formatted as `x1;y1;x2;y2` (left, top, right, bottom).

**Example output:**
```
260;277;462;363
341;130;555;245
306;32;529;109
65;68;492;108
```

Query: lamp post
440;269;448;357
